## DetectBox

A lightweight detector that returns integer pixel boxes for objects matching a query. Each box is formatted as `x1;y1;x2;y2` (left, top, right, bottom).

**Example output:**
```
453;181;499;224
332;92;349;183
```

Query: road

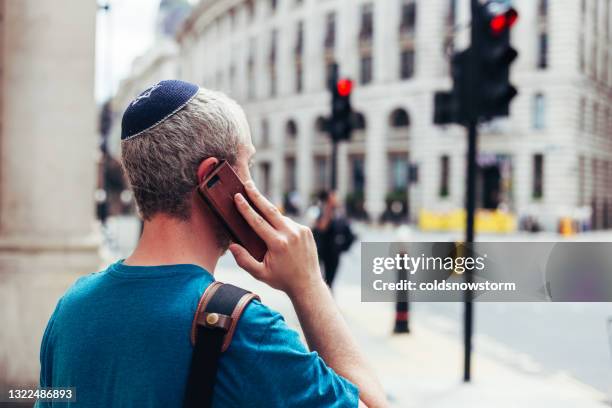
103;215;612;396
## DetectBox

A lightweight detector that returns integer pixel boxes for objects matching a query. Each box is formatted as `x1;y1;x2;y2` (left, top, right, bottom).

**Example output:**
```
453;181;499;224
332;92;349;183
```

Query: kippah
121;79;199;140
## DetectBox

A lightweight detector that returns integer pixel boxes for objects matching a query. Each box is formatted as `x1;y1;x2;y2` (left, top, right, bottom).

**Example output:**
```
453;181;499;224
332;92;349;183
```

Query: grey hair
121;88;249;221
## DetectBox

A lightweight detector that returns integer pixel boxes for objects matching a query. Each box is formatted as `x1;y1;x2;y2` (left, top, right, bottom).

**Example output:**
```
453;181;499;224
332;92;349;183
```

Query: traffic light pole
330;140;338;190
433;0;519;384
463;120;477;382
462;0;481;383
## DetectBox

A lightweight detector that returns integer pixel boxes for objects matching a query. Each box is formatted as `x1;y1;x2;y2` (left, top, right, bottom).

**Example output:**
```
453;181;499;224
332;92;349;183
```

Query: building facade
123;0;612;230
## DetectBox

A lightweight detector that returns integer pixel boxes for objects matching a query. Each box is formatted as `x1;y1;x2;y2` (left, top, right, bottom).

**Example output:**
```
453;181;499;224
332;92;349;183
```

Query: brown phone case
197;161;268;262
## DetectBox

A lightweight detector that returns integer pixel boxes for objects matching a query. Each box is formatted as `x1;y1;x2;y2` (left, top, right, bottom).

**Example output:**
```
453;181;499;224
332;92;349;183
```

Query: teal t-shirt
37;261;358;407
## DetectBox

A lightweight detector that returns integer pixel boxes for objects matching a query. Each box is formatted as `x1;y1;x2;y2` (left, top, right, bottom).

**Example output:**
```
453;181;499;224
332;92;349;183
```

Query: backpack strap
183;282;260;408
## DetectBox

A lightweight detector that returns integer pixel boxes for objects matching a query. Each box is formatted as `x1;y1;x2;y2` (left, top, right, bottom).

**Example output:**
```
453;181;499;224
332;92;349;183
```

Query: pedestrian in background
313;190;356;290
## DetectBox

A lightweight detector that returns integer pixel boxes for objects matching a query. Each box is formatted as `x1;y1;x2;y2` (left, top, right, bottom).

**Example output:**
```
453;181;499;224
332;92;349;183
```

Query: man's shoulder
228;296;288;352
59;267;110;307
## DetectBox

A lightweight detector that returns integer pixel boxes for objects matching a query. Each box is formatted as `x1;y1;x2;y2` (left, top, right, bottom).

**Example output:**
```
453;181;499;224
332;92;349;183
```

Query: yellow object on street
418;209;516;233
559;217;575;236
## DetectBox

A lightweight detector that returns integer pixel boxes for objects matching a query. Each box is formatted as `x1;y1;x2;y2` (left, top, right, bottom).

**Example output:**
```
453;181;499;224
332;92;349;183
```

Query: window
296;65;303;93
389;108;410;128
538;0;548;18
439;155;450;197
259;162;272;196
400;49;415;79
359;3;374;42
444;0;457;54
360;55;373;85
286;119;298;142
359;4;374;85
389;154;409;191
324;12;336;50
324;12;336;86
246;0;255;21
537;33;548;69
399;0;416;79
400;0;416;34
350;155;366;193
248;38;256;99
533;93;546;130
260;119;270;148
295;21;304;93
532;154;544;199
284;157;296;192
269;30;277;96
579;31;586;72
314;156;329;191
295;21;304;55
536;0;548;69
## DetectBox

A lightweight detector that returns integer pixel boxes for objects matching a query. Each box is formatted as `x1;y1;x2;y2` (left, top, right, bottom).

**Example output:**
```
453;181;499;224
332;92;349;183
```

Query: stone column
364;108;387;221
269;117;285;206
0;0;100;387
296;114;313;212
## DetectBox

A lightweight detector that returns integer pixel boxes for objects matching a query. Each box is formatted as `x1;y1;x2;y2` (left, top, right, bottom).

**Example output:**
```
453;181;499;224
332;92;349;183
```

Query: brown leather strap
190;281;260;350
221;292;260;352
190;281;223;346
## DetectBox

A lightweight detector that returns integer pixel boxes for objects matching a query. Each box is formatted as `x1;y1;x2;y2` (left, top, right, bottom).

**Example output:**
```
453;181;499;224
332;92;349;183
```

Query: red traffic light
490;8;518;35
336;79;353;97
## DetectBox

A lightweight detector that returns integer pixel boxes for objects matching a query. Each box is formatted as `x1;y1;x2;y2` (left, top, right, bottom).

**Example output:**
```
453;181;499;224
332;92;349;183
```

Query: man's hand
229;180;325;297
229;181;388;408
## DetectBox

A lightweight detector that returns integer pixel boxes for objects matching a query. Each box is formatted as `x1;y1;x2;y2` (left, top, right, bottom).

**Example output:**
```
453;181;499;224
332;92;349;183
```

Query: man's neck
124;213;223;274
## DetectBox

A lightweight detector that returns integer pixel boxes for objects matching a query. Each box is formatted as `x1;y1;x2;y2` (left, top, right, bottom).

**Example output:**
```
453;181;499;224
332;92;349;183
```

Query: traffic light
330;78;354;141
434;49;470;125
474;3;518;119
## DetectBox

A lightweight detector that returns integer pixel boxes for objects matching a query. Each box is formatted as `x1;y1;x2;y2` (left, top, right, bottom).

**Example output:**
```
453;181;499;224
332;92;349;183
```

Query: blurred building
0;0;99;387
108;1;192;158
116;0;612;231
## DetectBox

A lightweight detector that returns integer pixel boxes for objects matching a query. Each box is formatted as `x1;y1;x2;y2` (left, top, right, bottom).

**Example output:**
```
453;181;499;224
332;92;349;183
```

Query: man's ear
196;157;219;184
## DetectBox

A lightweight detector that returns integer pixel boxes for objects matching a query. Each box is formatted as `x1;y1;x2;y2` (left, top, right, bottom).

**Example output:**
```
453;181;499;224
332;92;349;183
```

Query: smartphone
198;161;268;262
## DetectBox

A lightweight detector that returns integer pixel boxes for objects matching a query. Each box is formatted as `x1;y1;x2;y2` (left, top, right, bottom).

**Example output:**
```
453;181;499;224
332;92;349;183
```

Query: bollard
393;252;410;334
392;226;412;334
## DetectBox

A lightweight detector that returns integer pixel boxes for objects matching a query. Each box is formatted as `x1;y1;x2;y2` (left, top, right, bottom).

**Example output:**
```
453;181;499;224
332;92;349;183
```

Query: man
37;80;386;407
313;190;355;289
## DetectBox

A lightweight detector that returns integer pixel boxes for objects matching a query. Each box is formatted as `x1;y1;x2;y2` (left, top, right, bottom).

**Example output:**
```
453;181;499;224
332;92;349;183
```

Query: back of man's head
120;81;249;221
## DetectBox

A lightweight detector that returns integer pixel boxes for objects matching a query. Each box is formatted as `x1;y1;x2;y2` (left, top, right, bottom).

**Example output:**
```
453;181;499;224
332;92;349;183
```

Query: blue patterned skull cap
121;80;199;141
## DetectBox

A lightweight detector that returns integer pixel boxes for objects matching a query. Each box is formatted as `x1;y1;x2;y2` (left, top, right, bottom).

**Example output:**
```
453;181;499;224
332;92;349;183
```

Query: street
324;223;612;395
105;218;612;406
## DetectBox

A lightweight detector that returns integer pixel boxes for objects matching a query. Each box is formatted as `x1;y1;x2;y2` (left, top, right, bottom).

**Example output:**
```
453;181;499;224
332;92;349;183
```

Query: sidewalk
215;264;609;408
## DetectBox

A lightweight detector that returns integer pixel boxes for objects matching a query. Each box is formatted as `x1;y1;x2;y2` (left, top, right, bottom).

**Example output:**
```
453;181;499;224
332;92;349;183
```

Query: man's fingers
229;244;266;279
243;181;286;230
234;193;278;244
